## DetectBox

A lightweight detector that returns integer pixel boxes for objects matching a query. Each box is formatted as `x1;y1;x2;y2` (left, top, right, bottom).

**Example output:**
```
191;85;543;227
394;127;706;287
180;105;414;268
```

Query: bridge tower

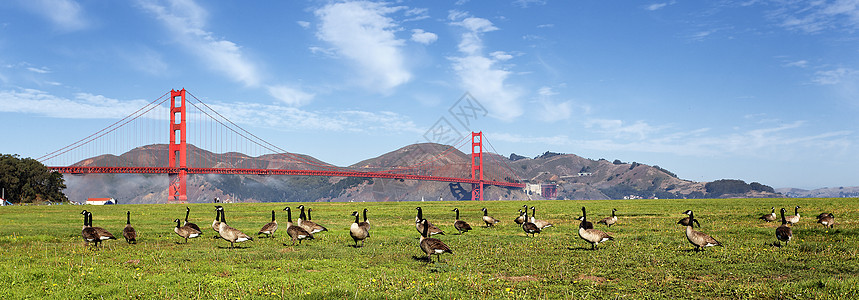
471;131;484;201
168;89;188;203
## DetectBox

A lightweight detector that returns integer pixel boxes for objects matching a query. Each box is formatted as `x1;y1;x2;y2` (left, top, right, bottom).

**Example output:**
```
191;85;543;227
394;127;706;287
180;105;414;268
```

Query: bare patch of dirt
576;274;607;284
499;275;539;282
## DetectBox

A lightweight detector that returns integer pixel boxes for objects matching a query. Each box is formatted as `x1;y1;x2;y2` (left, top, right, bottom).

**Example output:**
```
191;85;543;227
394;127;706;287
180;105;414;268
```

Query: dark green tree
0;154;68;203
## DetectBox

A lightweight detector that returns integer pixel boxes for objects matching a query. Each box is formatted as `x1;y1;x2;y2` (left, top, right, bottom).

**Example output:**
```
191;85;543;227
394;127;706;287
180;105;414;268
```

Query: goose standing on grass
683;210;721;252
514;205;528;224
212;206;223;238
257;210;278;238
86;211;116;248
216;207;253;248
597;209;618;227
283;207;313;245
415;207;444;236
451;208;472;235
350;211;370;247
521;210;541;237
776;208;793;247
361;208;370;231
173;218;201;244
817;213;835;229
122;211;137;244
419;219;452;263
481;208;499;227
296;205;328;234
184;207;202;233
759;207;777;222
577;207;614;250
529;206;553;229
678;210;700;228
80;210;99;248
785;206;801;224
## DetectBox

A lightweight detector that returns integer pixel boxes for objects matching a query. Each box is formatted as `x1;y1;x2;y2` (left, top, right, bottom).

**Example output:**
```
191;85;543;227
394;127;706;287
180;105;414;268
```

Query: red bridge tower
471;131;484;201
168;89;188;203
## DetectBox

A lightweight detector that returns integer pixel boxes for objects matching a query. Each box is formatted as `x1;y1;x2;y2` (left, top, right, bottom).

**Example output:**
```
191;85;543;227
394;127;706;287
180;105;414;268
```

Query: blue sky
1;0;857;189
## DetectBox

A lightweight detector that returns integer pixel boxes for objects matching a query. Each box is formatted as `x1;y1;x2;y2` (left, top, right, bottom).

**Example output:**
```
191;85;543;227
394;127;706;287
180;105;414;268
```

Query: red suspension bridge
40;89;525;203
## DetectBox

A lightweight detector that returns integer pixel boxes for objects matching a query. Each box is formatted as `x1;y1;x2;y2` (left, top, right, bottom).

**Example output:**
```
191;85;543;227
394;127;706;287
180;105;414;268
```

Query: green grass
0;198;857;299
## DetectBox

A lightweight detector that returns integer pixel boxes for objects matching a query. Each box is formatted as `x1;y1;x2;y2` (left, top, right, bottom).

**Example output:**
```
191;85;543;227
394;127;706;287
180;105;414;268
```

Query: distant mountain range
61;143;784;204
776;186;859;198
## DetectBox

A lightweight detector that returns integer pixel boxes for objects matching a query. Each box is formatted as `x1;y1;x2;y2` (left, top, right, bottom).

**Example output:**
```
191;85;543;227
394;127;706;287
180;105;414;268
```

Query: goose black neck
454;209;460;220
83;213;88;227
531;207;536;217
271;210;276;222
286;208;293;223
185;208;190;221
299;207;307;220
795;206;799;215
87;212;92;227
416;207;423;220
581;207;587;221
220;209;226;223
421;219;429;237
354;212;360;223
126;211;131;225
307;209;313;221
482;209;488;216
363;209;368;222
612;209;616;217
781;209;787;225
175;219;181;228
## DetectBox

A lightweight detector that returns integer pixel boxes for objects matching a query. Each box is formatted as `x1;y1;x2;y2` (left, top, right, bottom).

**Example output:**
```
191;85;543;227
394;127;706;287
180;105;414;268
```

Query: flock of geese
79;203;838;261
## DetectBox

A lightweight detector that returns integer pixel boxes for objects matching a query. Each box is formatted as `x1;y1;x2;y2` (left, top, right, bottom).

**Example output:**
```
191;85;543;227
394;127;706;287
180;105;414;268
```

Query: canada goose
80;210;99;247
86;211;116;248
514;210;526;225
350;211;370;247
216;207;253;248
212;206;223;237
283;207;313;245
759;207;777;222
296;205;328;234
817;213;835;229
529;206;553;229
481;208;499;227
122;211;137;244
419;219;452;263
784;206;801;224
415;207;444;236
184;207;202;233
776;208;793;247
577;207;614;250
683;210;721;251
597;208;618;227
521;210;541;237
678;210;700;228
451;208;472;234
361;208;370;231
257;210;278;238
173;218;201;244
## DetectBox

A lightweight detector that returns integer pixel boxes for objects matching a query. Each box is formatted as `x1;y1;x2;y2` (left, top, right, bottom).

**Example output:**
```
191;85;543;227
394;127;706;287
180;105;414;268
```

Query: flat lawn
0;198;857;299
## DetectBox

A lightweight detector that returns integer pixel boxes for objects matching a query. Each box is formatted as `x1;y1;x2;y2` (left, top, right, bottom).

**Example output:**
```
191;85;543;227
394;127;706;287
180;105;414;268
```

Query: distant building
577;172;593;177
86;198;116;205
525;183;558;199
0;197;11;206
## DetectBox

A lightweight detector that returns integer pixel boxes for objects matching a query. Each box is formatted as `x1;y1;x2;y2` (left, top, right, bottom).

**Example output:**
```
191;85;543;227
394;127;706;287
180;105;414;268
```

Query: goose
577;207;614;250
759;207;777;222
349;211;370;247
514;205;528;224
597;208;618;227
173;218;201;243
521;210;541;237
529;206;553;229
784;206;801;224
216;207;253;248
184;207;202;233
296;205;328;234
122;211;137;244
212;206;223;237
776;208;793;246
451;208;472;234
415;207;444;236
817;213;835;229
86;211;116;248
677;210;700;228
257;210;278;238
283;207;314;245
418;219;452;263
361;208;370;231
481;208;499;227
683;210;721;252
80;210;99;247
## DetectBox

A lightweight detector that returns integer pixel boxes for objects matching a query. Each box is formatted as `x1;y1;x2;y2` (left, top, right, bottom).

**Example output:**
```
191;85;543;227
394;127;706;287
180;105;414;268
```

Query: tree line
0;154;67;203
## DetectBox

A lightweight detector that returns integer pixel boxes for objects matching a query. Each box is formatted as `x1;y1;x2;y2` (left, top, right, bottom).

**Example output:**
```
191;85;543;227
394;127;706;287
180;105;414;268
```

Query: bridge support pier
471;131;484;201
168;89;188;204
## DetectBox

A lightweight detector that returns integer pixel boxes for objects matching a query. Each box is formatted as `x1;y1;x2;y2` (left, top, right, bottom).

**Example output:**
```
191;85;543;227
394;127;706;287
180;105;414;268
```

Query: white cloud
812;67;858;85
411;29;438;45
26;67;51;74
585;119;662;140
449;12;522;120
266;85;315;106
314;1;412;93
773;0;859;33
646;3;669;11
537;100;572;122
490;51;513;61
297;21;310;28
0;88;156;119
784;60;809;68
21;0;89;31
513;0;547;8
537;86;557;96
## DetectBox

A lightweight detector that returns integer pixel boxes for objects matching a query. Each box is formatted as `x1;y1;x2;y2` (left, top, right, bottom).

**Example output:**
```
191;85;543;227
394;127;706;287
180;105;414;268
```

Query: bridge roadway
49;166;526;189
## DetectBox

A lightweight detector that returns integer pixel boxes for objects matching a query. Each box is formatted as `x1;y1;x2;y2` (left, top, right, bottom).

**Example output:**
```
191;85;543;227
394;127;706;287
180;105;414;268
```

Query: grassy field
0;198;857;299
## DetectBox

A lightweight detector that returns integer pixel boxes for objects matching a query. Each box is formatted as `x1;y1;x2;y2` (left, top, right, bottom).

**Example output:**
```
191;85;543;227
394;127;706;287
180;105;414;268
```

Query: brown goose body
415;207;444;236
776;208;793;246
122;211;137;244
684;210;721;251
350;211;370;247
183;207;202;233
597;209;618;227
529;206;553;229
284;207;314;245
86;212;116;247
521;210;541;237
452;208;472;234
418;219;452;262
481;208;499;227
258;210;278;237
174;218;202;243
217;208;253;248
784;206;801;224
359;208;370;231
817;213;835;228
212;206;223;236
759;207;777;222
297;206;328;234
80;211;100;247
578;207;613;249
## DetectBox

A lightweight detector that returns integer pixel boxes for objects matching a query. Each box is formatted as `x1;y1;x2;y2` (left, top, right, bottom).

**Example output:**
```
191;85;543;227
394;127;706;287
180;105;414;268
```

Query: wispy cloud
812;67;858;85
266;85;315;106
20;0;89;31
771;0;859;33
411;29;438;45
449;11;523;120
314;1;412;93
646;3;669;11
0;88;156;119
513;0;547;8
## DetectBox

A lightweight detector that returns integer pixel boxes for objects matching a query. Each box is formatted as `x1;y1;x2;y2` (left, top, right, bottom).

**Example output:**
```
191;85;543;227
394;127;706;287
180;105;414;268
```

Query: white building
86;198;116;205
